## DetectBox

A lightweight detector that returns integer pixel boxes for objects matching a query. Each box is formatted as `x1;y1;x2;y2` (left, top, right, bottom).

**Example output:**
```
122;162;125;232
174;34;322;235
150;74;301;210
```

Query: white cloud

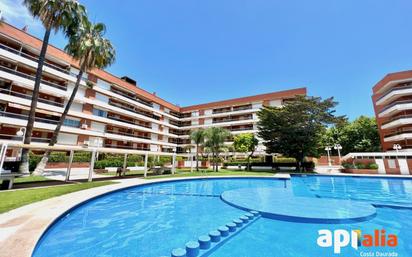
0;0;41;28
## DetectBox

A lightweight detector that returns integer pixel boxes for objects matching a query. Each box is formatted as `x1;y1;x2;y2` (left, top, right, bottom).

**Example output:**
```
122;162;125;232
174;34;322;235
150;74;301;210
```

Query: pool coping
0;175;280;257
0;173;411;257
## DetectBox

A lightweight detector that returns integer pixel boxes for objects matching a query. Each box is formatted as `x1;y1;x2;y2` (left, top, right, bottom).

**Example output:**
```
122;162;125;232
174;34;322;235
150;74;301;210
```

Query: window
93;108;107;117
95;93;109;103
63;119;80;128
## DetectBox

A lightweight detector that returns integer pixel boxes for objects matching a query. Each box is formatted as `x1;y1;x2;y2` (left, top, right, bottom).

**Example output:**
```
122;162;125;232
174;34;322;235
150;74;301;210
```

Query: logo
317;229;398;254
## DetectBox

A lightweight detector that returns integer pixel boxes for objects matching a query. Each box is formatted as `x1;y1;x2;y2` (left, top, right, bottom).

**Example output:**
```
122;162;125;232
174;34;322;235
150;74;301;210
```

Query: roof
373;70;412;94
180;87;307;112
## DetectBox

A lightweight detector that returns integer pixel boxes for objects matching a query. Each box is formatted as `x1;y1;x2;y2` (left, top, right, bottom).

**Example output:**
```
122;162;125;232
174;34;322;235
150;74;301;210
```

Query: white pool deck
0;172;411;257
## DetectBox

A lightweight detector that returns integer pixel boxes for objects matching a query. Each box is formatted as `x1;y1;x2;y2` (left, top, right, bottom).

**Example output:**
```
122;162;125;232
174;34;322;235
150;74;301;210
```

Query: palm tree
33;21;116;174
204;127;230;172
190;129;205;171
19;0;87;173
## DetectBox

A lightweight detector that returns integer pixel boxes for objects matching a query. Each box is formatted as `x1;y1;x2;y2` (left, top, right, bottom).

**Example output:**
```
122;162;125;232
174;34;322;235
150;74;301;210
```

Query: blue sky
2;0;412;119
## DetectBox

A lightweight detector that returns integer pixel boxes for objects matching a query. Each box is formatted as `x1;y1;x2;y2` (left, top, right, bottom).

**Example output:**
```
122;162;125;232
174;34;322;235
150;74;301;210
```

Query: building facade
0;23;306;156
373;70;412;152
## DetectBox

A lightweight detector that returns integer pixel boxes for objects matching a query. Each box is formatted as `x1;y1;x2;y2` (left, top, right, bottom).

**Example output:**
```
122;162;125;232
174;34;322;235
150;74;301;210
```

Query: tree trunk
19;28;52;174
196;143;199;171
33;69;85;175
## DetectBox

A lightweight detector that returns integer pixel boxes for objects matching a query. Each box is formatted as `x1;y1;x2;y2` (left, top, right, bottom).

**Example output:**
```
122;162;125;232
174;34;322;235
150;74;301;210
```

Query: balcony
107;114;152;129
229;127;254;132
382;114;412;127
213;108;232;114
377;83;412;102
384;129;412;139
105;129;151;140
0;133;50;143
104;143;150;151
233;105;252;112
0;111;59;125
379;99;412;115
212;116;253;124
0;88;64;108
108;101;160;120
110;87;153;108
0;64;67;91
0;43;71;75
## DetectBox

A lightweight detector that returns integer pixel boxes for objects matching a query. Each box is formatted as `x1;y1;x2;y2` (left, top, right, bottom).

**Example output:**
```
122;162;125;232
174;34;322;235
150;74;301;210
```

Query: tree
19;0;87;173
33;21;116;174
257;95;344;171
233;133;259;170
320;116;380;155
204;127;230;172
190;129;205;171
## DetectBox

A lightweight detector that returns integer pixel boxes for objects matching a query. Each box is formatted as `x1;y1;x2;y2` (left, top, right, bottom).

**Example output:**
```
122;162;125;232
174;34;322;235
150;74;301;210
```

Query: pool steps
167;210;260;257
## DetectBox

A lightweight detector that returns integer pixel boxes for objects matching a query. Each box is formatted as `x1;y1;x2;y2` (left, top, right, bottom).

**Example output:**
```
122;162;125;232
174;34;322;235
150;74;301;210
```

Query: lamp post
16;127;26;159
325;146;332;166
334;144;342;163
393;144;402;156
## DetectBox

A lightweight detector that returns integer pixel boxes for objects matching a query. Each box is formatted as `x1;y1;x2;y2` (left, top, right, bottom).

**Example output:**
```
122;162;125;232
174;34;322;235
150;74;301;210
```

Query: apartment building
0;22;306;155
373;70;412;152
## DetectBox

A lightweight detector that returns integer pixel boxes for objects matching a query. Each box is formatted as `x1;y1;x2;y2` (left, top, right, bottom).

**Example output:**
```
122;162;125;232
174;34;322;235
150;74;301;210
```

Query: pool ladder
163;210;261;257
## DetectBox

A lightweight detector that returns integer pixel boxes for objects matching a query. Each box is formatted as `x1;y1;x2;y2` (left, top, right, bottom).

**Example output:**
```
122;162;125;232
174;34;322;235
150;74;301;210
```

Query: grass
14;175;51;184
0;181;116;214
145;168;277;179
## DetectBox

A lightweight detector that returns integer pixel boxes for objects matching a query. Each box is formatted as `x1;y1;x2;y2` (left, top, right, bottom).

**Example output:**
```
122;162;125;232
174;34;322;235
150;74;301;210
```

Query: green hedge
94;160;144;169
342;162;379;170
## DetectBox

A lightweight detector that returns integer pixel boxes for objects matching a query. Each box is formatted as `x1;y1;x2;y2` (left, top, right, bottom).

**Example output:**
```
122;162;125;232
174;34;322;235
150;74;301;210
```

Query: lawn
145;168;277;179
0;181;116;214
14;175;51;184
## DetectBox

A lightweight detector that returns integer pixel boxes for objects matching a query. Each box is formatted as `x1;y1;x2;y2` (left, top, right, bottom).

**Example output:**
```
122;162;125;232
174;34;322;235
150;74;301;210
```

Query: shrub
274;157;297;163
355;163;366;169
342;162;355;169
367;163;379;169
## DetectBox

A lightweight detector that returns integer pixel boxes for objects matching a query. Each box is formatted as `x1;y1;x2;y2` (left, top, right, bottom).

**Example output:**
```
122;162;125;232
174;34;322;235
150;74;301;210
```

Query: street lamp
325;146;332;166
16;127;26;140
16;127;26;159
334;144;342;163
393;144;402;155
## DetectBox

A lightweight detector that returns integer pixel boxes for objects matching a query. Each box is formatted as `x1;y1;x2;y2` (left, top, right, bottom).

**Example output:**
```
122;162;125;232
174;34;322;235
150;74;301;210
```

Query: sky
1;0;412;120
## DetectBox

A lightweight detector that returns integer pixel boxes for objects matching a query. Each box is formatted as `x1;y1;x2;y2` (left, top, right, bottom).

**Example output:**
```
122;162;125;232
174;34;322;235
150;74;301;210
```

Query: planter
343;168;378;174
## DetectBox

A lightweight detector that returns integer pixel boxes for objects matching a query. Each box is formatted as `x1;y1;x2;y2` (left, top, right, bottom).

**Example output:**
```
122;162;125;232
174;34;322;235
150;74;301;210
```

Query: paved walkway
43;167;108;181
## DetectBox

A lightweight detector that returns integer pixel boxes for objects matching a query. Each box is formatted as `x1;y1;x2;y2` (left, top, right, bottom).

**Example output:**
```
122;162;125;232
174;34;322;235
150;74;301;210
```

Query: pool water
32;176;412;257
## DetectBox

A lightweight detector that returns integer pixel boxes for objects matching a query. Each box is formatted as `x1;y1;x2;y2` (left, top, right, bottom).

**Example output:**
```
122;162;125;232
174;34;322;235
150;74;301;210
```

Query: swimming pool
32;175;412;257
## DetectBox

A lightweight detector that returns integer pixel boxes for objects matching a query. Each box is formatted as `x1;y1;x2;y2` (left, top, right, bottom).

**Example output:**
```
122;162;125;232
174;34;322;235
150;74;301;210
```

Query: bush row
342;162;378;170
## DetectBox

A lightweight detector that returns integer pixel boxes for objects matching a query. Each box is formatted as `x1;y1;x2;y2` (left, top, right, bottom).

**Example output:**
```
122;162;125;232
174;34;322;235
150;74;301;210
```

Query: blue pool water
32;176;412;257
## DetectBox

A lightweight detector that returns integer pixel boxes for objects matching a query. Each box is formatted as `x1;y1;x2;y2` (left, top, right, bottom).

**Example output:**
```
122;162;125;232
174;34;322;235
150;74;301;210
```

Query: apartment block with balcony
372;70;412;151
0;22;306;155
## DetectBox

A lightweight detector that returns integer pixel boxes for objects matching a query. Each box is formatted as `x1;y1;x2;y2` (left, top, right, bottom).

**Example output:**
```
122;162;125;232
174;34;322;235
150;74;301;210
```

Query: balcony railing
0;88;64;108
232;105;253;112
0;43;71;75
104;143;150;151
107;115;152;129
377;83;412;101
379;99;412;113
0;133;51;143
213;116;253;124
0;64;67;91
105;129;151;140
229;127;254;132
0;111;59;125
382;114;412;126
110;88;153;107
384;129;412;139
109;101;160;120
213;109;232;114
